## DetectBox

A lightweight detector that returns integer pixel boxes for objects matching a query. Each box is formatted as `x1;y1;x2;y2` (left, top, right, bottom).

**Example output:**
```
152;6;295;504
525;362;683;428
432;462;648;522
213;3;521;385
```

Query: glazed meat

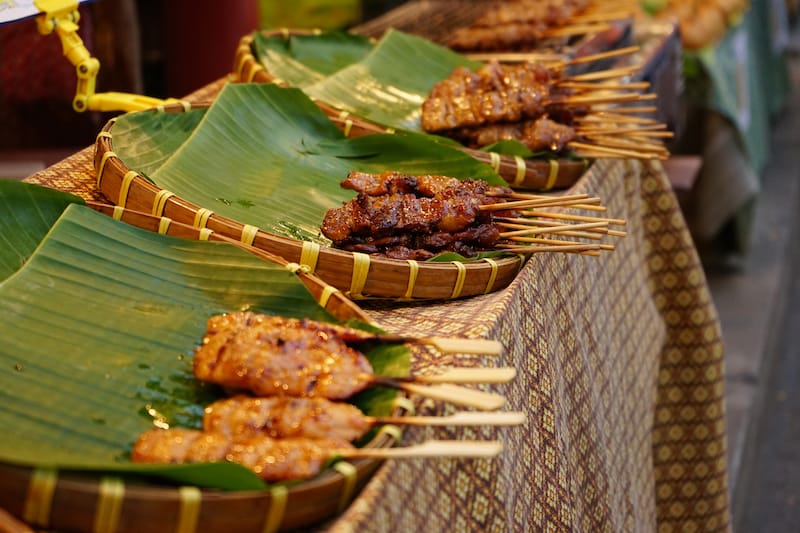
321;172;515;259
422;61;562;132
193;312;374;399
203;395;372;442
132;428;353;482
452;116;577;152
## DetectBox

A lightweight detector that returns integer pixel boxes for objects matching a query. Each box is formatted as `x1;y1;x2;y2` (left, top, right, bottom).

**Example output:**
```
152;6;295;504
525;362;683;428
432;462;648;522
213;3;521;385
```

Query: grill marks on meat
421;61;560;132
204;395;372;442
193;312;374;399
421;61;582;153
321;172;515;260
132;428;353;482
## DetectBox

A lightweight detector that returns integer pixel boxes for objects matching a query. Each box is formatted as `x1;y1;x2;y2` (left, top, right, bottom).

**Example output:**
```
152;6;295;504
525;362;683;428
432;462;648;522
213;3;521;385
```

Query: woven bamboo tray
231;30;589;192
93;106;526;301
0;204;404;533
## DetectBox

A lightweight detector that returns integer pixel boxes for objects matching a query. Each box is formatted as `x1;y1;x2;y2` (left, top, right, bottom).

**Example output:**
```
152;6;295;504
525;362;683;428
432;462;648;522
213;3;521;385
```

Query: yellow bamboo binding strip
23;468;57;527
241;224;259;246
261;485;288;533
198;228;213;241
319;285;340;309
193;208;213;229
333;462;358;512
93;477;125;533
152;190;174;216
158;217;172;235
544;160;560;191
393;395;416;415
403;259;419;299
450;261;467;299
489;152;501;173
118;170;138;206
513;156;526;187
176;486;201;533
247;63;266;82
337;111;354;137
96;151;117;187
376;424;403;441
112;206;124;220
482;258;499;294
300;241;320;273
349;252;370;298
96;131;112;141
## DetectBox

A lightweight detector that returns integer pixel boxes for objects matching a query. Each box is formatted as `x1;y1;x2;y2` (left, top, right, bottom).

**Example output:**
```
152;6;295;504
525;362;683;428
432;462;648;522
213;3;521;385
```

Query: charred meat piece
452;116;576;152
132;428;353;482
193;312;374;400
204;395;372;442
422;61;562;132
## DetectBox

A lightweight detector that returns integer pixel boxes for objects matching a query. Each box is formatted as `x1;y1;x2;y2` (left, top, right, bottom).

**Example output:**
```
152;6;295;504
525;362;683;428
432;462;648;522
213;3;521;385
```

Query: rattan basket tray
93;104;526;301
0;202;405;533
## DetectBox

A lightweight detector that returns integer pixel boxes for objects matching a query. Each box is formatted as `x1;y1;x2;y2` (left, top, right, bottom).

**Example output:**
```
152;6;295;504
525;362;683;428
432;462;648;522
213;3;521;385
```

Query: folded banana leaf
110;82;502;244
0;179;408;490
253;29;480;132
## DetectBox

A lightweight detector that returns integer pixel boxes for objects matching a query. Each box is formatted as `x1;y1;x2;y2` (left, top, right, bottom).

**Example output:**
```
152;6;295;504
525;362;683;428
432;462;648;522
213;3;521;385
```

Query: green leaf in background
304;29;480;131
0;181;409;490
111;83;502;243
252;30;374;85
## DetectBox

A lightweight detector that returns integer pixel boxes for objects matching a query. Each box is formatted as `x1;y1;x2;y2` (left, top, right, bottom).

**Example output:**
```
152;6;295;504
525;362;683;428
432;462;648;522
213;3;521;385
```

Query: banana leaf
111;82;503;244
0;179;408;490
252;30;374;86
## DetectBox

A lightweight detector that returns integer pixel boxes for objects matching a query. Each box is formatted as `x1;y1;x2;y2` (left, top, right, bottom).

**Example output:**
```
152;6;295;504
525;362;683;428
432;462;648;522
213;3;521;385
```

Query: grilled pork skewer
193;312;508;410
132;428;502;482
204;395;525;442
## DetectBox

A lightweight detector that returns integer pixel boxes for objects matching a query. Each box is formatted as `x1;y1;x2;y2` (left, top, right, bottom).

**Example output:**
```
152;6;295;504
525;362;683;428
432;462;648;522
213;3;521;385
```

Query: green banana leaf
0;179;408;491
252;30;374;86
110;82;503;244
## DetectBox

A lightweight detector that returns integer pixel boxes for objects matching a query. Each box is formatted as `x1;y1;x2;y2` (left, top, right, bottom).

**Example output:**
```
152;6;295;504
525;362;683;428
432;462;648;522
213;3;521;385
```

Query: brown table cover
21;81;731;533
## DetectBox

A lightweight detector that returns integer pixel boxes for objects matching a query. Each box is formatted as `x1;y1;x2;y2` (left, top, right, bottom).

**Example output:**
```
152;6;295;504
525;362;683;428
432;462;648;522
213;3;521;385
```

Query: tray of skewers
93;82;627;301
0;180;522;533
232;27;671;187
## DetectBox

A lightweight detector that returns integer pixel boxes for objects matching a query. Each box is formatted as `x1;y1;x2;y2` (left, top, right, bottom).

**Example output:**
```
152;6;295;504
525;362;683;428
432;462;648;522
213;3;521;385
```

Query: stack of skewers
133;313;524;482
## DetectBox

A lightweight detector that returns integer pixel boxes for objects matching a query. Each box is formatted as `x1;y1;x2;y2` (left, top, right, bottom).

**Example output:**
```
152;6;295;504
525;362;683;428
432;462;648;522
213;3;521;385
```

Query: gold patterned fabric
22;143;730;531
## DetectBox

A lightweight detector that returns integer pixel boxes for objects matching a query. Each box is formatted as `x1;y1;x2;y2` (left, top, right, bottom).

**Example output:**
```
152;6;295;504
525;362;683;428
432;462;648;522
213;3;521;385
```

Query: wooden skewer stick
373;335;503;356
581;136;669;154
480;193;597;211
391;383;506;411
374;411;526;427
592;105;658;114
568;141;664;159
500;221;609;238
465;52;565;63
556;45;640;67
489;192;608;212
542;23;612;38
564;64;643;82
578;113;660;124
405;367;517;384
498;220;618;239
499;210;626;226
509;237;616;252
339;439;504;459
556;92;651;106
495;243;603;254
557;81;651;91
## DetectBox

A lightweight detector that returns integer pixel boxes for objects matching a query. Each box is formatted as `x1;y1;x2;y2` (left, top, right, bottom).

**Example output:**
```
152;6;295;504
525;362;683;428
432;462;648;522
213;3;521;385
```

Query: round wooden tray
93;107;526;301
0;204;405;533
231;30;589;192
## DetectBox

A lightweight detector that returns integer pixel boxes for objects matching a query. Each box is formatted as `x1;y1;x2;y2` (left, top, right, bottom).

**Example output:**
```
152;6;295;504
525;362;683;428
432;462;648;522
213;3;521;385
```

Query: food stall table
20;74;732;530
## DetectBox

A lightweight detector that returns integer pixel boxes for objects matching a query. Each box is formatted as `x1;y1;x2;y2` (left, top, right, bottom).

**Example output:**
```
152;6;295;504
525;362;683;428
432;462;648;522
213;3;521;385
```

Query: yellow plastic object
33;0;178;113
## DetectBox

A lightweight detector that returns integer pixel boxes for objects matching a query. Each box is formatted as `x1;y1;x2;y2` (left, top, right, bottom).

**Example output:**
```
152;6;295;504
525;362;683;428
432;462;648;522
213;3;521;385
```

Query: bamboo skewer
499;221;609;238
339;440;504;459
507;236;615;252
568;141;665;159
592;105;658;114
557;81;651;91
556;45;640;67
480;193;596;211
498;220;613;240
374;410;526;428
391;383;506;411
498;211;626;227
577;113;660;125
563;64;643;82
372;335;503;356
495;243;603;254
401;367;517;384
465;52;565;63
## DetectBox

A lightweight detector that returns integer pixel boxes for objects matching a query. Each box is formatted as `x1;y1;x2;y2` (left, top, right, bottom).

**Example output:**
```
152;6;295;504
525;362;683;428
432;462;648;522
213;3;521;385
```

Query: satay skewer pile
133;312;523;482
321;171;626;260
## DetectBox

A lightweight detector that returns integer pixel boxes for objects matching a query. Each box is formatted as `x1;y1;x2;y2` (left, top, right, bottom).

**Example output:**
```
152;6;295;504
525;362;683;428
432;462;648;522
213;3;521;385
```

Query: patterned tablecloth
22;81;732;533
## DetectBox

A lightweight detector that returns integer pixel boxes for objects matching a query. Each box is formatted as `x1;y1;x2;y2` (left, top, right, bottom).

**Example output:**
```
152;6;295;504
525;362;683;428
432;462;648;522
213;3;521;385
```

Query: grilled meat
132;428;353;481
451;116;576;152
203;395;372;442
194;312;374;400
